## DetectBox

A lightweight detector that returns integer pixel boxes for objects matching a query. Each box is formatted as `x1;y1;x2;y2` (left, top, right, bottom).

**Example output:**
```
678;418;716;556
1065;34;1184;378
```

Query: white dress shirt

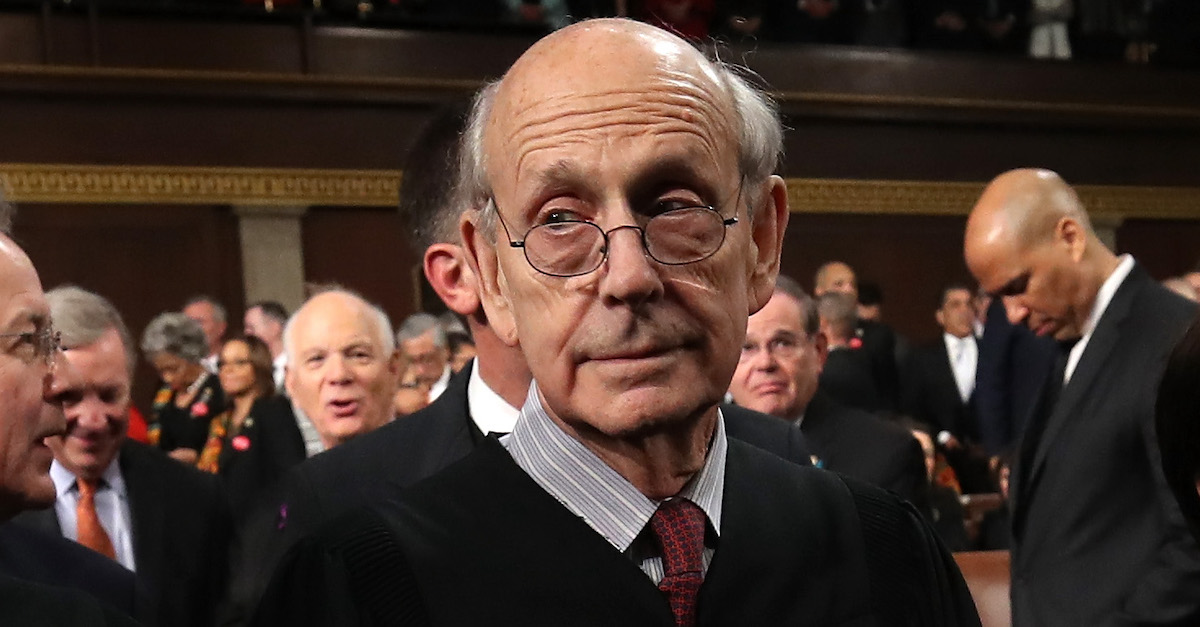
466;359;521;436
1064;254;1135;384
51;458;137;572
943;332;978;403
427;364;452;403
272;352;287;392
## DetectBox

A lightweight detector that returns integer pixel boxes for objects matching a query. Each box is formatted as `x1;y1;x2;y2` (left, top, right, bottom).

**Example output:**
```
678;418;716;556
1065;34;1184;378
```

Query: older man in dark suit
966;168;1200;626
13;285;232;627
0;210;138;625
227;95;816;625
729;274;928;511
254;20;976;626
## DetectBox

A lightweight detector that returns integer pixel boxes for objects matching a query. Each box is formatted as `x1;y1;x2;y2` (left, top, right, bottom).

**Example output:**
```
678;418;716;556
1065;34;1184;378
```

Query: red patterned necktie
649;498;707;627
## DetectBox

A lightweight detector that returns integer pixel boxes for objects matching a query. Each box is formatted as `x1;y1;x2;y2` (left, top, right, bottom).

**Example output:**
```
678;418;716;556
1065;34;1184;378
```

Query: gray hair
282;288;396;366
140;312;208;363
47;286;138;377
774;275;819;336
396;312;447;349
458;51;783;238
183;295;227;324
817;292;859;342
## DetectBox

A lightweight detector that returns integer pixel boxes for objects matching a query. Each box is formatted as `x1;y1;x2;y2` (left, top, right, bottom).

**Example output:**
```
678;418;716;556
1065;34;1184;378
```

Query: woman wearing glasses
198;335;305;516
141;312;226;465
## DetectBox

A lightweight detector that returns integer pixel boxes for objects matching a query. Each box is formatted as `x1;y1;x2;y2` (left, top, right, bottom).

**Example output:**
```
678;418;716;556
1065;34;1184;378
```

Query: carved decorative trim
1;164;1197;220
788;178;1200;220
0;164;402;207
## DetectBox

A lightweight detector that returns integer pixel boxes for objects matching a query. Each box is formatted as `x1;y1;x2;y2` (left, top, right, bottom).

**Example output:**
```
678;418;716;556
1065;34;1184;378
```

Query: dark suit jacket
224;363;813;624
901;337;994;493
974;298;1057;456
253;437;979;626
901;336;979;441
819;346;885;413
0;521;144;621
217;395;307;520
14;441;233;627
0;572;140;627
1010;263;1200;626
801;391;928;512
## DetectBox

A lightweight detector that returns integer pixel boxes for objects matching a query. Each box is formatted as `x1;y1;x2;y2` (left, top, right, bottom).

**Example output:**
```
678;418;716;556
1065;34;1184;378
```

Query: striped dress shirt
502;381;726;584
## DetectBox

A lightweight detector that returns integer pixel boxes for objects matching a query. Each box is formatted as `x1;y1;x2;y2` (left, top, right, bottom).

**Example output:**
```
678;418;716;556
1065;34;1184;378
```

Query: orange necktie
76;479;115;559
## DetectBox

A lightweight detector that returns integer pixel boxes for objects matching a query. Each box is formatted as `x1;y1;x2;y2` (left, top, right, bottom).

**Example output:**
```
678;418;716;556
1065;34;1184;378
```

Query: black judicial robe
254;438;980;627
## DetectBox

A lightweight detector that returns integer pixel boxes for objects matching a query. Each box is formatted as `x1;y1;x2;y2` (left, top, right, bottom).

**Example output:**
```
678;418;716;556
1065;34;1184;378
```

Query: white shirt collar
51;454;126;497
467;359;521;435
1065;254;1135;382
427;364;453;402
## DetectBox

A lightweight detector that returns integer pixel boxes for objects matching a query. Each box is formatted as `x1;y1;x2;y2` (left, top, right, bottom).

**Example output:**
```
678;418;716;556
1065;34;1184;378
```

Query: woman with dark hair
198;335;306;516
1156;314;1200;544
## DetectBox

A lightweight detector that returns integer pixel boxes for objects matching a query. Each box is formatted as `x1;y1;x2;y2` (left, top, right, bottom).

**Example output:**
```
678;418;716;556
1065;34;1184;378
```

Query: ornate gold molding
0;164;402;207
1;164;1197;220
788;178;1200;220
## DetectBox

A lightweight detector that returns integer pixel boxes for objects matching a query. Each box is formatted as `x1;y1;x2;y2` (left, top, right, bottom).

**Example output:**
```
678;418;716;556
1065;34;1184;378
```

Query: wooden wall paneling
0;93;428;170
300;205;419;327
779;213;975;344
11;202;245;415
1116;219;1200;280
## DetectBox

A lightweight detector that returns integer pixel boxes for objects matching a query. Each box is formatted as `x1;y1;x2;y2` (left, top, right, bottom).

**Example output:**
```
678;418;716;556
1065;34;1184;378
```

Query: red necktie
649;498;707;627
76;479;115;560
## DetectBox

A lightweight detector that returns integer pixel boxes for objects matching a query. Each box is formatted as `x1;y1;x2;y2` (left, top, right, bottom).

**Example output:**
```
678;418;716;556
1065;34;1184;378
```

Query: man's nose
72;398;109;430
44;354;75;405
1003;296;1028;325
324;353;354;383
598;226;663;308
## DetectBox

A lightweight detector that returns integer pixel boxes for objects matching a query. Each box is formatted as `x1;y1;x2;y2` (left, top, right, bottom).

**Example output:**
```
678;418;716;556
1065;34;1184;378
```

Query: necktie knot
77;478;100;499
649;498;706;627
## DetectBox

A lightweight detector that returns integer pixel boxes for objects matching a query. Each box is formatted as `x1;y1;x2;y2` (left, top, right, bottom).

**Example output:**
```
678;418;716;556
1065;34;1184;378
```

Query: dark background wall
0;9;1198;411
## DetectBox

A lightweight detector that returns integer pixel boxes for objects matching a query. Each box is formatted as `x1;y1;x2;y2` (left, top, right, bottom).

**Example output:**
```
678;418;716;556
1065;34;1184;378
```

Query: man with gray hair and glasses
0;200;140;625
14;285;231;627
255;19;976;625
395;312;451;402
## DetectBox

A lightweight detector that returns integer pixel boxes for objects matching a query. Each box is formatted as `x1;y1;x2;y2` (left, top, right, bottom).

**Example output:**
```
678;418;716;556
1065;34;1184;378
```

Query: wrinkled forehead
485;27;738;188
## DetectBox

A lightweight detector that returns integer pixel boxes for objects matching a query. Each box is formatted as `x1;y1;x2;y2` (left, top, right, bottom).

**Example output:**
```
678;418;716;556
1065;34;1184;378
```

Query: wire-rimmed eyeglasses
493;203;739;278
0;326;62;368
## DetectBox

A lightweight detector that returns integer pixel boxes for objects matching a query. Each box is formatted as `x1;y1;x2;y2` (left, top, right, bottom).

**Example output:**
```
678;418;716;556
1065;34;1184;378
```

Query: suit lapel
120;443;166;584
934;339;967;410
431;365;478;471
1021;266;1142;506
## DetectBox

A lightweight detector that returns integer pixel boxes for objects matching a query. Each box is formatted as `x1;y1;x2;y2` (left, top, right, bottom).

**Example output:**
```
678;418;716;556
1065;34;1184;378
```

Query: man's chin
21;476;57;510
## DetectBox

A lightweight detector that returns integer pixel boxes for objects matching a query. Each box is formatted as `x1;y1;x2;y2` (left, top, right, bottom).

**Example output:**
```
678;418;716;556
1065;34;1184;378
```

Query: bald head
283;290;399;448
965;169;1093;259
458;19;783;234
963;168;1118;340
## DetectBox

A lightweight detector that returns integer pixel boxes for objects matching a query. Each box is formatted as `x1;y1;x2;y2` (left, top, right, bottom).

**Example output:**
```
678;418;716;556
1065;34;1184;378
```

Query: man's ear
813;331;829;371
423;243;481;317
747;176;790;314
935;308;947;329
461;212;518;346
1056;216;1087;262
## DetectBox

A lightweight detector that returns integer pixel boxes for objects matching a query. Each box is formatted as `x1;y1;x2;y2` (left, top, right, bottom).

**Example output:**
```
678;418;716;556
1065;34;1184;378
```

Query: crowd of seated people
9;0;1198;65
